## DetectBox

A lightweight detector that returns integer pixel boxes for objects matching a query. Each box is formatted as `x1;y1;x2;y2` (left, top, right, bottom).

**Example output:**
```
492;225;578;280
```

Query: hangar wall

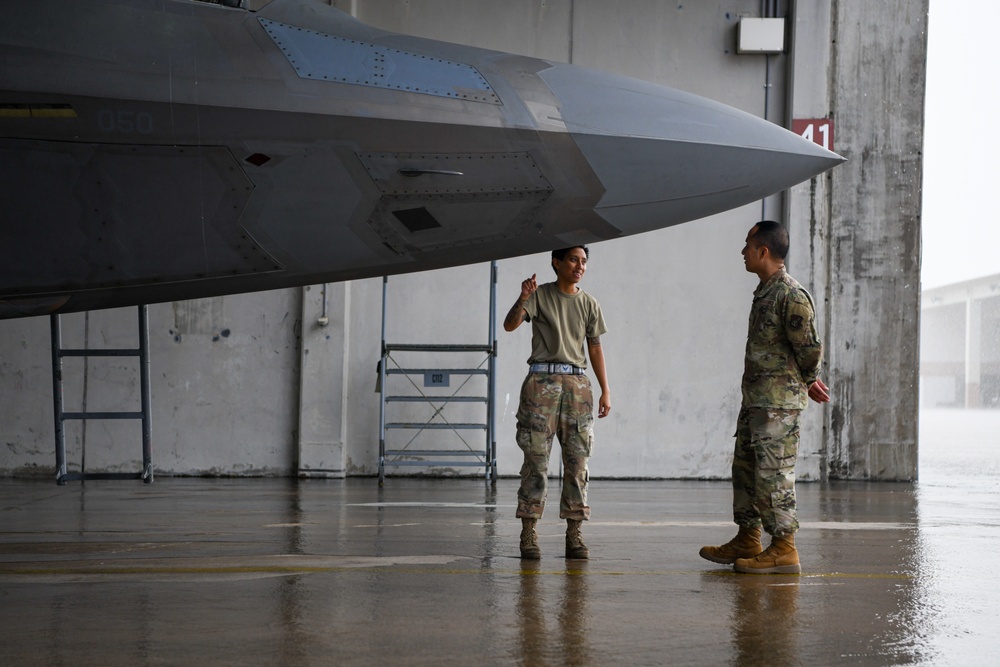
0;0;926;481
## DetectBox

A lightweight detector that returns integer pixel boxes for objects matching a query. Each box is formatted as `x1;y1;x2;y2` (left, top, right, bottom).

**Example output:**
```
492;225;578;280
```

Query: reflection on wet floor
727;575;799;667
0;408;997;665
516;561;591;666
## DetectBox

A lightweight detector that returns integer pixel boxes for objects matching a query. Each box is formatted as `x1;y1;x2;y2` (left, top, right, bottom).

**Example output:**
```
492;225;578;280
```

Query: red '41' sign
791;118;834;151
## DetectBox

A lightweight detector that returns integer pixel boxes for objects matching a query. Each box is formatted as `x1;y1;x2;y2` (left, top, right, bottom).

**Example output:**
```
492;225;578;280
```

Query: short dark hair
751;221;789;260
551;245;589;273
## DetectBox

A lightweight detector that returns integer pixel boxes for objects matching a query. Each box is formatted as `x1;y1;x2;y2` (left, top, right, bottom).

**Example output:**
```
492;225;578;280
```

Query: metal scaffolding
378;263;498;485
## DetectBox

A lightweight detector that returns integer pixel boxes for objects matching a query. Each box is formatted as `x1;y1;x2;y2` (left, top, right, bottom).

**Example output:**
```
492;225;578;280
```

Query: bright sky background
921;0;1000;289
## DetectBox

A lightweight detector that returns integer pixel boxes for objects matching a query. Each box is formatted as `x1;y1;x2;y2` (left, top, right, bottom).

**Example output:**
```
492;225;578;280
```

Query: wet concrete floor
1;408;997;666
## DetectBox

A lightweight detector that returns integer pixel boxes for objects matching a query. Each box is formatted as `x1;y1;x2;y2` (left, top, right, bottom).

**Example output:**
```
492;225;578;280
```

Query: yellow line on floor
0;565;914;580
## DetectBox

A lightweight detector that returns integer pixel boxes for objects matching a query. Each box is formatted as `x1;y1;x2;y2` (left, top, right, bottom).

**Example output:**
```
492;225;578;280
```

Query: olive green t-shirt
523;282;607;368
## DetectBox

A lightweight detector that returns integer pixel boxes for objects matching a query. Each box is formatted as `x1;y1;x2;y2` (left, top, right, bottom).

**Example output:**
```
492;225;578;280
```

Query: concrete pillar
817;0;926;480
786;0;836;481
297;283;350;477
965;298;982;408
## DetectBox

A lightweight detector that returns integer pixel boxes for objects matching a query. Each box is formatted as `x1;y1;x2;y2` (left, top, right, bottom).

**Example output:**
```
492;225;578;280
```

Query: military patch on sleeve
789;315;804;330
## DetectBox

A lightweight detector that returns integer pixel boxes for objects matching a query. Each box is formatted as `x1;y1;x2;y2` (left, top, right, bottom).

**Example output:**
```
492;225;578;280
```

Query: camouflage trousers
732;406;801;537
515;372;594;521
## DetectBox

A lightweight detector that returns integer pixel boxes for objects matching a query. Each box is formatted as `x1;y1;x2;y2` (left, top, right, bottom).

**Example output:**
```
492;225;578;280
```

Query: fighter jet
0;0;843;319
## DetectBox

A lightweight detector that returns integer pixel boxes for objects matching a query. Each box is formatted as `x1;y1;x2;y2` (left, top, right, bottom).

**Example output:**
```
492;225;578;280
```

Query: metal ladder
50;305;153;485
378;263;498;485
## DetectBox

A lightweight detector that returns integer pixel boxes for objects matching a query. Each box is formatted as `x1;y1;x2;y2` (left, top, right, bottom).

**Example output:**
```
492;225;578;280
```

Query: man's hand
520;273;538;299
598;392;611;418
808;378;831;404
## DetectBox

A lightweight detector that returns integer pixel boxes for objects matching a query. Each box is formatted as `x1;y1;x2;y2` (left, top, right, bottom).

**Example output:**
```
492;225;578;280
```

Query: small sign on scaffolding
425;371;450;387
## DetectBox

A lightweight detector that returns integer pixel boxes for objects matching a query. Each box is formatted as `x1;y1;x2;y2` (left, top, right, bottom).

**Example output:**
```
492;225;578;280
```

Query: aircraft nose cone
538;64;844;233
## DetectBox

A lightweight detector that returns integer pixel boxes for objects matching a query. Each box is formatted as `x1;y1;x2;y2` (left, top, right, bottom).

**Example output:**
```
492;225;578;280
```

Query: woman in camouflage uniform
503;245;611;560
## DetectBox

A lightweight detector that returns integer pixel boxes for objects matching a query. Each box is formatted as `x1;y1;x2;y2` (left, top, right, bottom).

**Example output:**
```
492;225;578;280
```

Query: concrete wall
0;0;927;481
0;294;302;477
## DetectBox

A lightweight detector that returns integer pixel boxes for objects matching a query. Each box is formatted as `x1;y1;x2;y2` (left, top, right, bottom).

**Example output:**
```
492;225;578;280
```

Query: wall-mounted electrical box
737;18;785;54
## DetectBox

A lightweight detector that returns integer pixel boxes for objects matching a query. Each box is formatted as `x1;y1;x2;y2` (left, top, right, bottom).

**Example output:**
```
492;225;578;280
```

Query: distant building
921;275;1000;408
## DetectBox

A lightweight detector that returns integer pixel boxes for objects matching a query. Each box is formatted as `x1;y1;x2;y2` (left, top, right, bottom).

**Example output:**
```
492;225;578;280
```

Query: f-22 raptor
0;0;843;319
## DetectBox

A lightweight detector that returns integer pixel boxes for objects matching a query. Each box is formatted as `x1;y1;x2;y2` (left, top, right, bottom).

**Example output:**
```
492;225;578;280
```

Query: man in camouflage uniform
700;221;830;574
503;246;611;560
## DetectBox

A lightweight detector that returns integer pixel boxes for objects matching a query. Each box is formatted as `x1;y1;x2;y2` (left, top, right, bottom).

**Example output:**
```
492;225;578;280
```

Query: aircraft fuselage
0;0;842;318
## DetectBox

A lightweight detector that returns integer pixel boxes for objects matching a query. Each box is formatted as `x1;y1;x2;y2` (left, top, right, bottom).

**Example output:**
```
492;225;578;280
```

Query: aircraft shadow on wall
0;0;843;319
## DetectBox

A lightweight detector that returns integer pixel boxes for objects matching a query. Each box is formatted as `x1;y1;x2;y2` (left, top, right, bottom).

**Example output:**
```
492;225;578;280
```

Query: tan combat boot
520;518;541;559
699;526;763;564
565;518;589;559
733;534;800;574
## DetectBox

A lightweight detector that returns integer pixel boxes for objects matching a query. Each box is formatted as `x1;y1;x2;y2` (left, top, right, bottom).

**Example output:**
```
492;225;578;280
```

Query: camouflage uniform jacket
742;268;823;410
